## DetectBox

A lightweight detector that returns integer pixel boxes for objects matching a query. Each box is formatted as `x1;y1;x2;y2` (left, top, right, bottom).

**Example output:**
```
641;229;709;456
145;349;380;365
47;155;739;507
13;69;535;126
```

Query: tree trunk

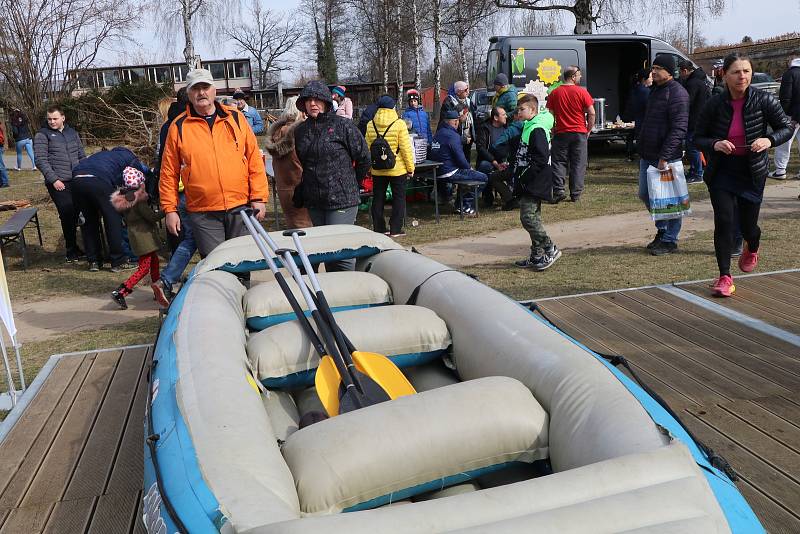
572;0;593;34
396;4;403;108
458;33;469;86
412;0;421;92
433;0;442;119
181;0;197;68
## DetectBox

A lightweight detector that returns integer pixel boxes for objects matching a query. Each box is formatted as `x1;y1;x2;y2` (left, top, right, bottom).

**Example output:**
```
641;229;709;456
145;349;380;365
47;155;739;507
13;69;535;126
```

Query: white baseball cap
186;69;214;89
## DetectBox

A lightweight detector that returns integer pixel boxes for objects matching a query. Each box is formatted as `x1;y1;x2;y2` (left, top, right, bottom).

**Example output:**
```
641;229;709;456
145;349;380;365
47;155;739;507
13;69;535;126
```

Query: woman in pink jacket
332;86;353;119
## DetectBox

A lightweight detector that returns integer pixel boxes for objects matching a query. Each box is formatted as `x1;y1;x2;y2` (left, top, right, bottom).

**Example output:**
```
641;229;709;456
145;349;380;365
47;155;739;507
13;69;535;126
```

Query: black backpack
370;120;399;170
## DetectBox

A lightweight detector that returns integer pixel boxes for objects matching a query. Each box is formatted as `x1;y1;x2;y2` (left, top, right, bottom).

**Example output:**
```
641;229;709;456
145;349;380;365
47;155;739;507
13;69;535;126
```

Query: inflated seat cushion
244;271;393;330
281;376;549;515
247;305;452;389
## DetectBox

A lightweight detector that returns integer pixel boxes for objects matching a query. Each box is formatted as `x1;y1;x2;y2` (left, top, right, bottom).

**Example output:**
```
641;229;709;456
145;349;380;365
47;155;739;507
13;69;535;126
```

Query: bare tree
149;0;237;68
224;2;303;89
302;0;345;81
348;0;395;91
674;0;725;54
443;0;496;85
432;0;443;117
396;4;404;105
0;0;137;123
493;0;639;34
411;0;423;91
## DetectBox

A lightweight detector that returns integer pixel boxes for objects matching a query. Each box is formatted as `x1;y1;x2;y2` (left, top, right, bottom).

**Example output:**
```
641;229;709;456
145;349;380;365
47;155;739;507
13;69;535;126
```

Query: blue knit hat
377;95;396;109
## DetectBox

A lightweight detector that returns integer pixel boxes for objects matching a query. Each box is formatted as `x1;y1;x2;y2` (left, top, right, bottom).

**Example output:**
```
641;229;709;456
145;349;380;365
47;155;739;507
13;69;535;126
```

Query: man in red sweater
546;66;596;202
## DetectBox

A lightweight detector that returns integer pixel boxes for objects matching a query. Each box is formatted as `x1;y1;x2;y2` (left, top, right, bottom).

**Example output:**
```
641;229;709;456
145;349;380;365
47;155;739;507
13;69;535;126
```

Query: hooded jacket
402;106;433;144
159;101;268;214
695;86;793;190
34;125;85;184
110;188;164;256
294;80;371;210
779;59;800;122
637;79;689;162
264;115;303;189
365;108;415;177
491;84;519;115
682;67;711;131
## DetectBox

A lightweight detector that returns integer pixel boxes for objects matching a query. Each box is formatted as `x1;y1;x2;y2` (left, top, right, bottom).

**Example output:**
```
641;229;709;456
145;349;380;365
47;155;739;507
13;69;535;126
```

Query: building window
228;61;250;79
96;69;121;88
205;62;226;80
123;68;146;83
173;64;189;82
148;66;172;84
75;71;95;89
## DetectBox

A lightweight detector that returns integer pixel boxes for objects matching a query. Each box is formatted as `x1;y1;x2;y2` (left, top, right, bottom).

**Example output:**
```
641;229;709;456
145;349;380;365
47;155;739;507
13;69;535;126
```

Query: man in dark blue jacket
637;55;690;256
679;60;710;182
430;109;487;215
71;147;150;271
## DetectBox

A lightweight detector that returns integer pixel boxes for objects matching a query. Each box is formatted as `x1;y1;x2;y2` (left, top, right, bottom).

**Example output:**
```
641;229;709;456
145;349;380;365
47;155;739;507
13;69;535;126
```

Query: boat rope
528;302;739;482
405;270;461;305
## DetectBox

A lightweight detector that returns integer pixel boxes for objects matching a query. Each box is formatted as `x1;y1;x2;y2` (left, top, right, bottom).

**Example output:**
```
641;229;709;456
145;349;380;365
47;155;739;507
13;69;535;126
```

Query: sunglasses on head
409;96;419;100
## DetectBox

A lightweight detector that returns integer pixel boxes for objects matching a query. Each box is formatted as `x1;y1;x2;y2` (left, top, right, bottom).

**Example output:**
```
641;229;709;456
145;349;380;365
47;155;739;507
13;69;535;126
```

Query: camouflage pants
519;195;553;258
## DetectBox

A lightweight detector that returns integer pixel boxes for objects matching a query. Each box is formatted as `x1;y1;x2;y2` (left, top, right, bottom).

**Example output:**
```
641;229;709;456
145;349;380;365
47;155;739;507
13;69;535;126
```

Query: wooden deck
0;272;799;533
0;346;150;534
535;271;800;534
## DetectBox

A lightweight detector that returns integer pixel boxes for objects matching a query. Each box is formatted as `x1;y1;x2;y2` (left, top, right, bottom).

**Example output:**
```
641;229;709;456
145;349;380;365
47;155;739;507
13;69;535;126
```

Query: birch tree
411;0;422;91
443;0;496;85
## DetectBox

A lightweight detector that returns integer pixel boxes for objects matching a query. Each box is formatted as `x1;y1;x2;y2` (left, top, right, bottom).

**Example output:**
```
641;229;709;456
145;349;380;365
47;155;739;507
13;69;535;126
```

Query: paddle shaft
254;223;366;392
244;213;362;399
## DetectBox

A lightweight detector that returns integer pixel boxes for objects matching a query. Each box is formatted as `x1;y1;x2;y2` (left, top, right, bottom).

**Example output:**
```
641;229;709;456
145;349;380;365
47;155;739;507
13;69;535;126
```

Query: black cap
493;73;509;86
653;55;676;74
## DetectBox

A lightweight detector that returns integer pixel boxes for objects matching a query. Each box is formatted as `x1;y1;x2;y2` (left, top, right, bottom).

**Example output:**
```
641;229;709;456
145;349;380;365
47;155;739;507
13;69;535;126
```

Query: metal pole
12;336;24;391
0;336;17;407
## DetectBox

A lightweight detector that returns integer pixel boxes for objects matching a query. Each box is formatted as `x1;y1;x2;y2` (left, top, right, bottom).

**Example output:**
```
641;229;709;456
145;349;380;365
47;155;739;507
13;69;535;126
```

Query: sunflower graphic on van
537;58;561;85
512;48;525;74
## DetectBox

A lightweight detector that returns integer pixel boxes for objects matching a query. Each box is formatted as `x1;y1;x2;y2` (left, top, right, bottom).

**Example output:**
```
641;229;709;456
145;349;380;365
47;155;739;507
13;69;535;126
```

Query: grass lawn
467;211;800;301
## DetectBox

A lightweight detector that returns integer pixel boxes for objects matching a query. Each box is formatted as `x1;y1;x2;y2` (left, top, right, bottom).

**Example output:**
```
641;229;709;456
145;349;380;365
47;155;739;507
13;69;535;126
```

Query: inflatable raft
143;225;763;533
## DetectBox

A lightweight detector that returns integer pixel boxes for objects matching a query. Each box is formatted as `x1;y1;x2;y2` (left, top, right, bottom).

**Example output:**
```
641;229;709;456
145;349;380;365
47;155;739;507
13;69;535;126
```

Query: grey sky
105;0;799;69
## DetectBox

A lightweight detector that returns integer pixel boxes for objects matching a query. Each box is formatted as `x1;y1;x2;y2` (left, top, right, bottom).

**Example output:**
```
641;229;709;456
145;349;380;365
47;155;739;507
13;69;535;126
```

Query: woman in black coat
694;53;793;297
293;80;370;272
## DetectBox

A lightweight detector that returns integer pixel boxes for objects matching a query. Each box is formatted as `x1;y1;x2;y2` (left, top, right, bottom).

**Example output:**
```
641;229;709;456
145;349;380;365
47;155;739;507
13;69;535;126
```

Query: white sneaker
768;170;787;179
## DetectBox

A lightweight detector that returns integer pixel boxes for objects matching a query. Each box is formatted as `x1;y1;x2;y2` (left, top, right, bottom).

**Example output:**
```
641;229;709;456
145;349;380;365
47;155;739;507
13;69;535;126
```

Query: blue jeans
0;148;9;186
161;194;196;288
15;139;34;169
638;159;682;243
685;132;703;177
447;168;488;209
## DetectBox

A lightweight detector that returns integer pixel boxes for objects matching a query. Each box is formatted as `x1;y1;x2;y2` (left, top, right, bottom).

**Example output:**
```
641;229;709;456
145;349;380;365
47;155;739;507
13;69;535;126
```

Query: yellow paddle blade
315;355;342;417
352;351;416;399
246;373;261;394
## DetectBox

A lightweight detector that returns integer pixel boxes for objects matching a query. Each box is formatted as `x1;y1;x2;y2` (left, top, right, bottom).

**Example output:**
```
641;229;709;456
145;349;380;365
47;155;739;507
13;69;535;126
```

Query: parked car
470;88;490;122
752;72;781;95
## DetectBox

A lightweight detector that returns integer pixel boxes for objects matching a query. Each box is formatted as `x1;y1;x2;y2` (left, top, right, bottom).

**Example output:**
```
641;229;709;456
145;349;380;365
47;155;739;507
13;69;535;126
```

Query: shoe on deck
111;290;128;309
738;244;759;273
650;240;678;256
712;275;735;297
768;170;787;179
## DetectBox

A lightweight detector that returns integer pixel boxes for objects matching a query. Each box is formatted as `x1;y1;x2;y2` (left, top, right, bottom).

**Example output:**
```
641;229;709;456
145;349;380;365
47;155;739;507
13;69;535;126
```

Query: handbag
646;161;691;221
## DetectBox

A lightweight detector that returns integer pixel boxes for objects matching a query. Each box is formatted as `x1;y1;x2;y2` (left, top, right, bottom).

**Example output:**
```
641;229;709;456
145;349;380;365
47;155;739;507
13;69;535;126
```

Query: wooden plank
721;399;800;452
0;503;53;534
63;347;147;501
736;478;800;533
682;283;800;334
724;285;800;322
105;348;150;496
769;272;800;291
649;288;800;357
0;356;84;495
130;491;145;534
635;289;800;377
87;491;139;534
0;357;93;510
537;300;702;410
564;296;754;402
682;412;800;518
750;275;800;300
753;395;800;426
19;351;120;508
614;291;800;393
594;293;786;399
41;497;95;534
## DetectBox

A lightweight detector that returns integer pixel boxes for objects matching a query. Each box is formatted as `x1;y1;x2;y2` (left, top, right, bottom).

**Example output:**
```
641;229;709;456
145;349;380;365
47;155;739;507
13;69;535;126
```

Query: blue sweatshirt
72;147;149;188
430;122;470;175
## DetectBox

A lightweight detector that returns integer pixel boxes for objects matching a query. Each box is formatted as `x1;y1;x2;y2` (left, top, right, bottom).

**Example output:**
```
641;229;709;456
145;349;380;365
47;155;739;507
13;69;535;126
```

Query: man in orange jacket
160;68;268;257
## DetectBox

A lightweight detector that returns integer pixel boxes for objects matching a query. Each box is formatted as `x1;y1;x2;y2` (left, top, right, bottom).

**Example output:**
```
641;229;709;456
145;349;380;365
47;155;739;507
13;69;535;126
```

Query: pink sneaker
712;275;735;297
738;244;759;273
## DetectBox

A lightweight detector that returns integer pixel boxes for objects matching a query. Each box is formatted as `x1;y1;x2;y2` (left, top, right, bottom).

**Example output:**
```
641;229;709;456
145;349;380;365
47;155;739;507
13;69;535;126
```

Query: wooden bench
0;207;43;269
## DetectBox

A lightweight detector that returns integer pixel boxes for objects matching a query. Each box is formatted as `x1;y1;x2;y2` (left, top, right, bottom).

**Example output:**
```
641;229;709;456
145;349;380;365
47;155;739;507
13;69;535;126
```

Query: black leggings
709;188;761;276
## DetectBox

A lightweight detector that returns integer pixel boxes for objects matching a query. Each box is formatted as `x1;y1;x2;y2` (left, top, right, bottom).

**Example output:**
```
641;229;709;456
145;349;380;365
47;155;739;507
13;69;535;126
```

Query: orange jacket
159;102;268;213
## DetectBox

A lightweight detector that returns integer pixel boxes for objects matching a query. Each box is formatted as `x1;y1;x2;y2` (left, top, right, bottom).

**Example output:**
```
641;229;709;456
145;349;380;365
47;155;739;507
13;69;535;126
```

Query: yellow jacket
365;108;416;177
